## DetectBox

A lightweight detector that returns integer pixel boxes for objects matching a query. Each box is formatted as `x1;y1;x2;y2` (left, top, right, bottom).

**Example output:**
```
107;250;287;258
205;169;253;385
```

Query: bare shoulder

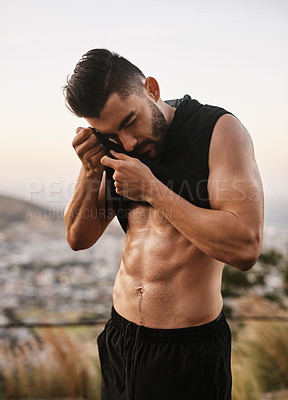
209;113;255;170
207;113;264;242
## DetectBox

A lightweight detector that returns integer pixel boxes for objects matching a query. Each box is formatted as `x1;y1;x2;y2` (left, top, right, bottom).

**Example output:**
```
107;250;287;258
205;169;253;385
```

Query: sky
0;0;287;226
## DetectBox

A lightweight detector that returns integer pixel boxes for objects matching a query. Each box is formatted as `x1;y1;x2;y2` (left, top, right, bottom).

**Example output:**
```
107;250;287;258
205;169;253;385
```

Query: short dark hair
63;48;146;118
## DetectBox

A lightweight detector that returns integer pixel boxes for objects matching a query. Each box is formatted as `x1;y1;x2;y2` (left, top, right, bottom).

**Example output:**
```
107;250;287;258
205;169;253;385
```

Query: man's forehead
87;93;142;132
101;93;136;116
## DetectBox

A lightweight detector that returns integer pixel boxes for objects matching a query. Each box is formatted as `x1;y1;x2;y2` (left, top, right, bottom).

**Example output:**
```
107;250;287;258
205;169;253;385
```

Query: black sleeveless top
93;95;232;233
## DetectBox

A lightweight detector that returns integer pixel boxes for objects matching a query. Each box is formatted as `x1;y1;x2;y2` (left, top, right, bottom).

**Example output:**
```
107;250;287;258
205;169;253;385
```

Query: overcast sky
0;0;287;226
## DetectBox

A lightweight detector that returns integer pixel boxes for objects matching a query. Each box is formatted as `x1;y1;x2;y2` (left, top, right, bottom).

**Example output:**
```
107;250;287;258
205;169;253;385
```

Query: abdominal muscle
113;204;225;329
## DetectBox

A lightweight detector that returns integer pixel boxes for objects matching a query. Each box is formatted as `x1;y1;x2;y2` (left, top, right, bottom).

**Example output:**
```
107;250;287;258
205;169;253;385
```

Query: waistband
111;306;229;343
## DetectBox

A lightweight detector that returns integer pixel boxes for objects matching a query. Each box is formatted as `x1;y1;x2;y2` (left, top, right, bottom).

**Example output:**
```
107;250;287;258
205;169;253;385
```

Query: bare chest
126;202;174;232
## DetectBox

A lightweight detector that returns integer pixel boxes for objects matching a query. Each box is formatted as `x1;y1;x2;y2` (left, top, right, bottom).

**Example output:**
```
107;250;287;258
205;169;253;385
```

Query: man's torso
113;202;224;329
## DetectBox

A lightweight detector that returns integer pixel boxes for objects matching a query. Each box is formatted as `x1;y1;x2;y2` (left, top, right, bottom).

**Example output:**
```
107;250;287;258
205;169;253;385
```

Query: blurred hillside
0;195;47;229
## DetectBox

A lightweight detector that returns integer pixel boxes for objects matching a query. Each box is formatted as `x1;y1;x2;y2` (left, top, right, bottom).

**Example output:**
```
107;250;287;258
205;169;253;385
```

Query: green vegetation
222;248;288;312
258;249;283;266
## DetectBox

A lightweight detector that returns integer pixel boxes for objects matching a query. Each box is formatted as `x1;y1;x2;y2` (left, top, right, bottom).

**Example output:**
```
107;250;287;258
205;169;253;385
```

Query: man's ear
144;77;160;102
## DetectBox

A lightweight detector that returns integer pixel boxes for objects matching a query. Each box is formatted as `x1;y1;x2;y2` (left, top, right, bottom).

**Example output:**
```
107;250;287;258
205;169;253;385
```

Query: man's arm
101;115;264;271
64;127;115;251
148;114;264;271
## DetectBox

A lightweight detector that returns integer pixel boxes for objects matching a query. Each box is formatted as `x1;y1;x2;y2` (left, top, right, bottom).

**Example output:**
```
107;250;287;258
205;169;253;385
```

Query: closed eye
126;117;136;127
103;134;121;145
102;116;136;144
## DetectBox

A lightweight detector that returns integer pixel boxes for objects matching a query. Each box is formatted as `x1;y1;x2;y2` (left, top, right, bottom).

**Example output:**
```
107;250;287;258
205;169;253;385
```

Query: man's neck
158;98;177;128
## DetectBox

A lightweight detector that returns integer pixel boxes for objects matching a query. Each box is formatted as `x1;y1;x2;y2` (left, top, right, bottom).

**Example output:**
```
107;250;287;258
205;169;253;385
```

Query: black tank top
93;95;232;233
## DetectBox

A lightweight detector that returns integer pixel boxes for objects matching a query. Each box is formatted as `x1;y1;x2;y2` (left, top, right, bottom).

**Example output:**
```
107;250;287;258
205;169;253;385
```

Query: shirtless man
63;49;264;400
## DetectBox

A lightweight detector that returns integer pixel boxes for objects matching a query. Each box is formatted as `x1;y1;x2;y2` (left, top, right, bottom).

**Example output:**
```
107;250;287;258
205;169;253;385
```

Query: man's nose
119;132;138;152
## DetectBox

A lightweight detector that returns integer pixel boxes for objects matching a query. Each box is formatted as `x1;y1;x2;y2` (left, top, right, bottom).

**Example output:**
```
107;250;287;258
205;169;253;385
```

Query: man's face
86;92;168;161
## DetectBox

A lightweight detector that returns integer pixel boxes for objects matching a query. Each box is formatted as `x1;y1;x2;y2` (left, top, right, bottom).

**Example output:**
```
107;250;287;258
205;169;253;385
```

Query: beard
134;98;168;161
150;99;168;140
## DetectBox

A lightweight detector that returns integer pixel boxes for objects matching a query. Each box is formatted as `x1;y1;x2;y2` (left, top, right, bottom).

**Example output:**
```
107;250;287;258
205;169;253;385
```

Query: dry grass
232;320;288;400
232;346;262;400
0;328;101;399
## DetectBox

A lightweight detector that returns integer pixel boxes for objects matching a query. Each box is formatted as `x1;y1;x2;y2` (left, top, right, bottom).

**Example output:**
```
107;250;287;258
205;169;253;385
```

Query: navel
137;287;144;325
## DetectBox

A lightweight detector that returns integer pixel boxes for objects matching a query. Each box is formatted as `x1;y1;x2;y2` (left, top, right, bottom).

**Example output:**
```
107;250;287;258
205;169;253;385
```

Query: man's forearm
64;166;107;250
148;179;259;271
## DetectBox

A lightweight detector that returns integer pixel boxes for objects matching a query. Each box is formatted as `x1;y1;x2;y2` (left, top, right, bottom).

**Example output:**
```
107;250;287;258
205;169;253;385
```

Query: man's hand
100;150;157;201
72;127;106;177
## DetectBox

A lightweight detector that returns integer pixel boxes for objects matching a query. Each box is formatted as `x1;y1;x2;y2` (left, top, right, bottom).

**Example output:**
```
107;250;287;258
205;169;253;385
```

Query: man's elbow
235;234;262;271
66;230;97;251
236;255;257;272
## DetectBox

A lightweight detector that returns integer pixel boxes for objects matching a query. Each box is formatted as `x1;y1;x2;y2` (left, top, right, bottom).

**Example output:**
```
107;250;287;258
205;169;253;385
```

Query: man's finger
100;155;119;169
110;150;132;161
73;127;93;146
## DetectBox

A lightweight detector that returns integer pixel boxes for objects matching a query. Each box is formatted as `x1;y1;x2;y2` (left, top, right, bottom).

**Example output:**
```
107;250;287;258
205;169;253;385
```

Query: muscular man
63;49;264;400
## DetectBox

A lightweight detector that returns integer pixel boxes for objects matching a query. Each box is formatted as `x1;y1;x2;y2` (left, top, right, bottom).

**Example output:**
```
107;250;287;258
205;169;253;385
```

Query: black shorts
97;306;232;400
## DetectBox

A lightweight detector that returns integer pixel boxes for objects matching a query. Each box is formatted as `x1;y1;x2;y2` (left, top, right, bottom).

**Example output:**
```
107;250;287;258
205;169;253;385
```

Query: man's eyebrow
118;111;136;131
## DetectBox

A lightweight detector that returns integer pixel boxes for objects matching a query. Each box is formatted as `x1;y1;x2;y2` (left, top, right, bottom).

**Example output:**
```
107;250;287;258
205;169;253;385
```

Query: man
63;48;264;400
